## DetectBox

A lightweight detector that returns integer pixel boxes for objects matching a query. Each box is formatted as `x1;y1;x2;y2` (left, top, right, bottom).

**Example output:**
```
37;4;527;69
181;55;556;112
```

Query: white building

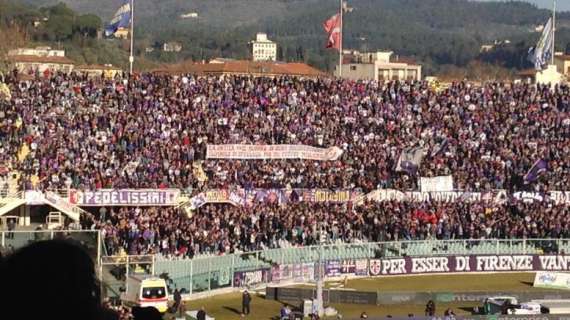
7;47;65;57
163;42;183;53
554;52;570;78
251;33;277;62
517;65;564;86
337;50;422;81
7;47;74;74
180;12;198;19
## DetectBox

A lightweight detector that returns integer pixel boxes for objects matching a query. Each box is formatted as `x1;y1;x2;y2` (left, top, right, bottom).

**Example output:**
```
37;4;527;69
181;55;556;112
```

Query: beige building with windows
337;50;422;81
554;53;570;78
113;27;129;39
75;64;122;78
7;47;65;57
251;33;277;62
163;42;183;53
7;47;74;74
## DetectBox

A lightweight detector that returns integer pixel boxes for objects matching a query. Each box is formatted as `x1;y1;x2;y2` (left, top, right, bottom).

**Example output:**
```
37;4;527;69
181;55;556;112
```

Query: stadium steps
42;191;85;222
7;171;20;195
0;192;26;217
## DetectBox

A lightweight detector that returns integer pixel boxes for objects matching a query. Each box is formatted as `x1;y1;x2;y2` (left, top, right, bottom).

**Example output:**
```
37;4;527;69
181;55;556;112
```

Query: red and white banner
206;145;344;161
323;13;342;50
69;189;180;206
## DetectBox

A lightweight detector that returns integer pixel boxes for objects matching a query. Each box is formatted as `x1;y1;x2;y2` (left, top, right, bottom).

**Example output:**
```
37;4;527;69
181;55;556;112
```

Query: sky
524;0;570;11
476;0;570;11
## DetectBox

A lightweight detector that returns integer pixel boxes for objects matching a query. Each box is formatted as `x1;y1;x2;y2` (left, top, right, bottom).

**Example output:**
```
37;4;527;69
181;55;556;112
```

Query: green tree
42;3;75;41
74;14;101;38
277;46;284;61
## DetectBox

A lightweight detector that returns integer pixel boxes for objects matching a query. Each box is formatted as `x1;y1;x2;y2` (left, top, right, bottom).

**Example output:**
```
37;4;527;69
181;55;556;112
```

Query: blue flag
524;159;548;184
528;18;554;71
396;146;426;175
430;138;449;157
105;0;132;37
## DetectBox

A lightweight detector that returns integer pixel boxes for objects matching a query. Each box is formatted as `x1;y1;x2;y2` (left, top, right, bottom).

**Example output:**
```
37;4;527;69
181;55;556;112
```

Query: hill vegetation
0;0;156;72
5;0;570;75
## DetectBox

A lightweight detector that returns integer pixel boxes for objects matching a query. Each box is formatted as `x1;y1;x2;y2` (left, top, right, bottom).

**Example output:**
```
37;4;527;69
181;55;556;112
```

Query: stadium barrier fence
3;232;570;302
148;238;570;298
0;229;101;261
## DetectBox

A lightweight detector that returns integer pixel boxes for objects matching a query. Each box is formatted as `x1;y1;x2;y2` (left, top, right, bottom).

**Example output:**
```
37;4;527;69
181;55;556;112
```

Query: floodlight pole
338;0;343;78
316;224;325;317
129;0;134;74
552;0;556;65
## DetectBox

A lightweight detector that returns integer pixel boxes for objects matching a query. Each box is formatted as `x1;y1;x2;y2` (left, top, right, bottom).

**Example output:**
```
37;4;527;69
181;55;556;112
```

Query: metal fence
0;229;101;261
100;255;155;299
3;235;570;298
152;238;570;296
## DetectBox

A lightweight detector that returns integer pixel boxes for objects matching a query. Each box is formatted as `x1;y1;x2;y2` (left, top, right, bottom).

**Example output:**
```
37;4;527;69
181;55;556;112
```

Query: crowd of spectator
2;70;570;257
82;199;570;258
1;70;569;192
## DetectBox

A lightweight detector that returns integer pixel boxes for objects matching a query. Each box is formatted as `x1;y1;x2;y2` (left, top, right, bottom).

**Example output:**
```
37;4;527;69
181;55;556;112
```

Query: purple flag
524;159;548;184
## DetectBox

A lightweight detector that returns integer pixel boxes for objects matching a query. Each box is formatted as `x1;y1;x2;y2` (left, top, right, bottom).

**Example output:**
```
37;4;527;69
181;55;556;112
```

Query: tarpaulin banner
355;259;369;276
206;144;344;161
301;189;362;203
189;188;362;209
326;260;341;277
233;269;270;288
189;189;245;210
271;263;315;284
361;189;507;204
369;255;570;276
533;271;570;290
419;175;454;192
245;189;288;205
362;189;570;205
340;259;356;274
69;189;180;206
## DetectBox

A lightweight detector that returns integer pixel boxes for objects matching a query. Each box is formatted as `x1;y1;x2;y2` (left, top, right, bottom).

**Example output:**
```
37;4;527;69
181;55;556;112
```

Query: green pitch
173;272;544;320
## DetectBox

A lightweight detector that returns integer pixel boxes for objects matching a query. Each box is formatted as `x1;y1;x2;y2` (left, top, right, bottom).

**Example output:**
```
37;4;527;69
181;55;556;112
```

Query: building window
350;66;357;71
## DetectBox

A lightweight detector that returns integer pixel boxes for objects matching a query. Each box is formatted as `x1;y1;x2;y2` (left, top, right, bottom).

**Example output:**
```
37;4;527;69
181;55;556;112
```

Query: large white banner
360;189;505;204
420;176;454;192
534;271;570;290
206;144;344;161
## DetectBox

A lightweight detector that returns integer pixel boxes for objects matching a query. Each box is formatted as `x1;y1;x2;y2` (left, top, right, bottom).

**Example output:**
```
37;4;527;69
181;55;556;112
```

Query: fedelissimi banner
69;189;180;206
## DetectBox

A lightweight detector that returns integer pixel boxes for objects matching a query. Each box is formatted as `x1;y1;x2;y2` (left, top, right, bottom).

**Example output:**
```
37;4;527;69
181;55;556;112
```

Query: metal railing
0;229;101;261
43;191;90;222
149;238;570;296
44;188;71;198
2;233;569;299
0;190;24;199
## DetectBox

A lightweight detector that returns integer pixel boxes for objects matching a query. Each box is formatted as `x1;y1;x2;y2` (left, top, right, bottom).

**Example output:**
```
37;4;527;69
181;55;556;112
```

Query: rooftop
555;54;570;61
75;64;122;71
517;69;538;77
8;55;74;65
153;60;324;77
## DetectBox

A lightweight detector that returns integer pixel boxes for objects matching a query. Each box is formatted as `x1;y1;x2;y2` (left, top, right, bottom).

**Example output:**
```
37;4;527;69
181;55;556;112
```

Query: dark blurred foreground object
0;240;117;320
132;306;162;320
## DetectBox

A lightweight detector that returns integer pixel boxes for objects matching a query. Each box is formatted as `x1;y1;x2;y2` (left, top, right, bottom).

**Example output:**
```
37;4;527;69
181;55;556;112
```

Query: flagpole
339;0;343;78
129;0;134;74
552;0;556;65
